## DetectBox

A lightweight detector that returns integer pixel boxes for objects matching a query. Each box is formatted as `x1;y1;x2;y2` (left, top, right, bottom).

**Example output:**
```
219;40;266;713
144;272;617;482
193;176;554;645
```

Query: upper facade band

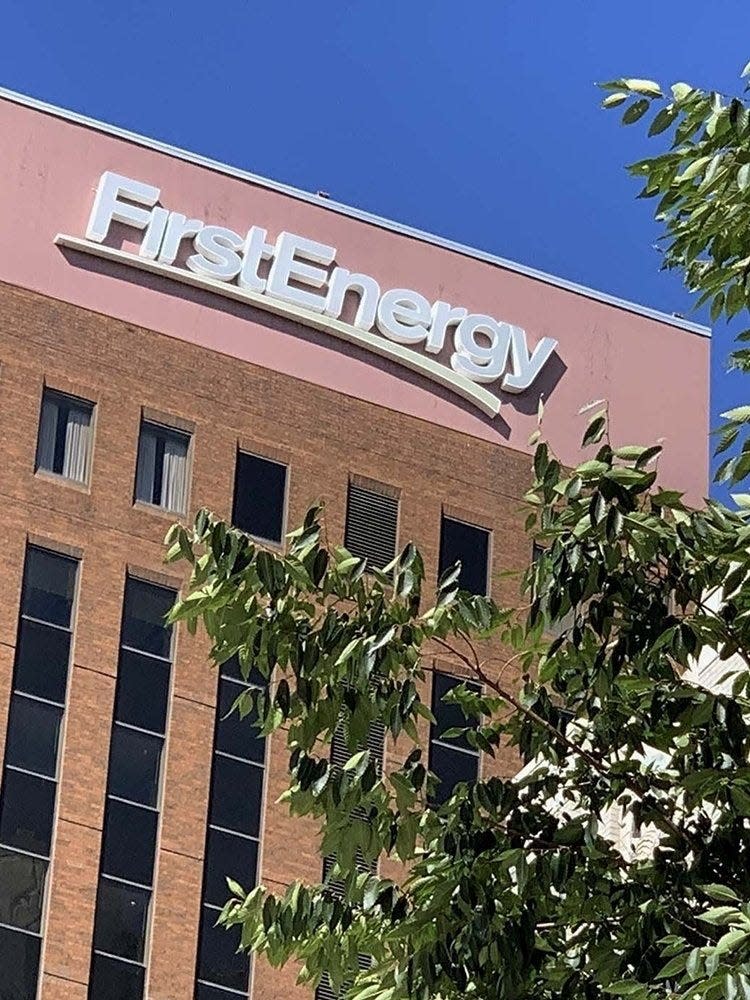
0;88;710;504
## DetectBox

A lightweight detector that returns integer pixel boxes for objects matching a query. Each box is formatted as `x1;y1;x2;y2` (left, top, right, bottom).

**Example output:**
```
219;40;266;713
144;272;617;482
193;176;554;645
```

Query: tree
166;65;750;1000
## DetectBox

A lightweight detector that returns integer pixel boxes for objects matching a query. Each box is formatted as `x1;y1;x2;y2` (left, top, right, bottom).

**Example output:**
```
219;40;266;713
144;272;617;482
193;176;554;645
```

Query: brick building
0;88;710;1000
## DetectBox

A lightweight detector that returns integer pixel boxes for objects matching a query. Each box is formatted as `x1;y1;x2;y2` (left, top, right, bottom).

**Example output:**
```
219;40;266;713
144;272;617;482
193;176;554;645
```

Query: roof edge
0;85;711;340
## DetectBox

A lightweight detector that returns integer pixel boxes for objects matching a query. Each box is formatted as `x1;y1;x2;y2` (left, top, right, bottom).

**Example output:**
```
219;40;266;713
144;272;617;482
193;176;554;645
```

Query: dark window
344;482;399;570
438;515;490;596
429;672;480;805
203;827;258;909
232;451;287;543
197;905;249;993
196;981;247;1000
429;744;480;805
0;924;41;1000
21;546;77;627
209;755;264;839
0;848;47;933
216;680;264;764
220;655;265;689
0;770;56;856
36;388;94;484
121;578;174;659
89;952;145;1000
108;727;163;808
101;800;157;888
134;420;190;513
93;878;150;963
4;696;63;778
14;618;71;705
114;650;170;734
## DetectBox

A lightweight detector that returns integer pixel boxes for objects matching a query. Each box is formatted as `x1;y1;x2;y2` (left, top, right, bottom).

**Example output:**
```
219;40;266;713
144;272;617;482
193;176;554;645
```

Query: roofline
0;85;711;339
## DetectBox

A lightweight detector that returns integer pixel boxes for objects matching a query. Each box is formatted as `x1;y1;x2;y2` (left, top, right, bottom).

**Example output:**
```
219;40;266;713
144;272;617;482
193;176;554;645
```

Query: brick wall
0;280;533;999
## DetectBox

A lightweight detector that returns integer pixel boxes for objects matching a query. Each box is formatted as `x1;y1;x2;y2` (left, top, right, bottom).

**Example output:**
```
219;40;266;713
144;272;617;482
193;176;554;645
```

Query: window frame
35;386;96;488
231;448;289;547
428;670;482;805
438;512;492;597
133;418;192;516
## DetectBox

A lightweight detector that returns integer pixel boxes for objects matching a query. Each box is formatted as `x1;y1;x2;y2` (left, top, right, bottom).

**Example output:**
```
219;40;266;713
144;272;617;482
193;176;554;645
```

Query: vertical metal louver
344;482;399;570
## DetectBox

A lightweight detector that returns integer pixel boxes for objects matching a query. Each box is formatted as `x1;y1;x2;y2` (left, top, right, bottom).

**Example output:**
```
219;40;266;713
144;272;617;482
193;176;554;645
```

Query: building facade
0;88;710;1000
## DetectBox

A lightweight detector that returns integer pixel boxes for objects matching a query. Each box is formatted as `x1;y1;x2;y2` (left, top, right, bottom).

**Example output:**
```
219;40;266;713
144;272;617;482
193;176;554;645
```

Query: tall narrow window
315;714;384;1000
428;672;480;806
438;515;490;596
88;578;175;1000
36;388;94;484
135;421;190;514
195;657;268;1000
0;546;78;1000
344;481;399;570
232;451;288;544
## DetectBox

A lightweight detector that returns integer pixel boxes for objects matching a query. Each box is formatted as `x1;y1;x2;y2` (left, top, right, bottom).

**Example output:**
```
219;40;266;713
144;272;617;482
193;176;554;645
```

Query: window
194;658;268;1000
36;388;94;484
89;577;175;1000
315;713;383;1000
344;481;399;570
135;420;190;514
0;546;78;1000
232;451;287;544
438;515;490;596
428;672;480;806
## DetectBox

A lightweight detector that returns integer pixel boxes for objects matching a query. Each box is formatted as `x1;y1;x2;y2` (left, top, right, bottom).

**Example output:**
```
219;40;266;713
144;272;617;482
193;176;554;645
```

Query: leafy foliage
600;68;750;487
160;63;750;1000
167;409;750;999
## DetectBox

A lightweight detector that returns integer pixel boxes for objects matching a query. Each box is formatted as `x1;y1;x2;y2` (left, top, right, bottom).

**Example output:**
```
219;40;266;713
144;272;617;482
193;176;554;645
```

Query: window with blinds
135;420;190;515
344;481;399;570
36;388;94;485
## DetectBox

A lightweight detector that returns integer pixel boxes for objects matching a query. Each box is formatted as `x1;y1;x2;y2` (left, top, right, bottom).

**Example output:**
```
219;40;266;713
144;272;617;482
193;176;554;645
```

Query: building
0;87;710;1000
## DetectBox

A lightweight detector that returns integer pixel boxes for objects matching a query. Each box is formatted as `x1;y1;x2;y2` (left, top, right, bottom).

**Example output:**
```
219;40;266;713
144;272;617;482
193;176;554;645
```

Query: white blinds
62;406;92;483
160;433;188;513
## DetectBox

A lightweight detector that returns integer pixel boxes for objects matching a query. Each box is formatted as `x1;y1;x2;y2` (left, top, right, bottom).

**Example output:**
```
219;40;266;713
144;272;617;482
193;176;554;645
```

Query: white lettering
86;172;159;243
502;328;558;393
426;300;467;354
451;314;511;383
377;289;432;344
266;232;335;313
186;226;244;282
159;213;205;265
324;268;381;331
68;173;561;414
239;226;275;293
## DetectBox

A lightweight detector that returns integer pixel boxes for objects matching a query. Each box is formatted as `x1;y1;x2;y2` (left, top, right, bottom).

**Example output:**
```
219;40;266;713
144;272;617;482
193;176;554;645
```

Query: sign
55;172;558;417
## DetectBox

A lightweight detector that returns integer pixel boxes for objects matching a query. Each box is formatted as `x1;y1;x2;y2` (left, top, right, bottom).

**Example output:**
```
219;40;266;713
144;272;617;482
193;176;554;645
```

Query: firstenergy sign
55;172;558;417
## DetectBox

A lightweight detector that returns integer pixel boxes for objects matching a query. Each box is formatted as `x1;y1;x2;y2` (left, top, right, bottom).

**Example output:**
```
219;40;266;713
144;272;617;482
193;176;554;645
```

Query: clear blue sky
2;0;747;500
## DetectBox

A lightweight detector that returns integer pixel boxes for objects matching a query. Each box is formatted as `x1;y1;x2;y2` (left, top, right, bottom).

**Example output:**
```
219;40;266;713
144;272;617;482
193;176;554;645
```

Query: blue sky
2;0;748;499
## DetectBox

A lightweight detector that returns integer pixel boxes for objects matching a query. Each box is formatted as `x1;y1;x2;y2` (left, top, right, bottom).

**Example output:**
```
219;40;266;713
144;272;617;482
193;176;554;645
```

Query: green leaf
649;106;677;136
721;406;750;422
582;412;607;446
671;82;694;102
603;93;629;108
716;927;750;955
622;99;651;125
700;884;742;903
738;164;750;191
698;906;743;925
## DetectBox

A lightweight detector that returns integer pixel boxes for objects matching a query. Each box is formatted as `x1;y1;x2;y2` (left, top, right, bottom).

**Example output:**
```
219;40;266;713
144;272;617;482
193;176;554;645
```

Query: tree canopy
167;64;750;1000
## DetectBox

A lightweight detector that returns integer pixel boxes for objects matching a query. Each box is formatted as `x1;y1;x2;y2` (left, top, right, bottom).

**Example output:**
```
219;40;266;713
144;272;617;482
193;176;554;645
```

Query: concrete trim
1;86;711;340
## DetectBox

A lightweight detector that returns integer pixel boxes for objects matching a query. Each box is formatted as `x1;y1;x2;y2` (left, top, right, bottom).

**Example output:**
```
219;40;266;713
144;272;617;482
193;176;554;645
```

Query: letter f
86;172;160;243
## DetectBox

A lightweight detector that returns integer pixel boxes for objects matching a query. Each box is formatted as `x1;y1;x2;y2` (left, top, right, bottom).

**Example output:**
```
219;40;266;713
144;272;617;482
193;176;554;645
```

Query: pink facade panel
0;95;709;504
